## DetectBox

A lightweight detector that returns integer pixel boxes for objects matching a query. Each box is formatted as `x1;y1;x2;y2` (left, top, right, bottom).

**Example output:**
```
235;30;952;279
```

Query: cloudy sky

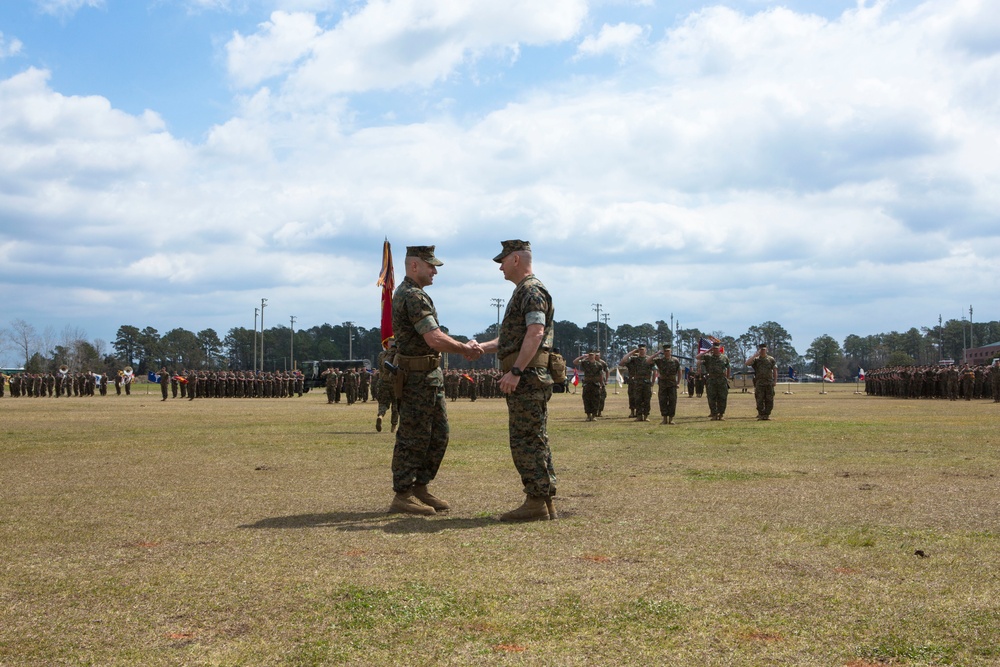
1;0;998;364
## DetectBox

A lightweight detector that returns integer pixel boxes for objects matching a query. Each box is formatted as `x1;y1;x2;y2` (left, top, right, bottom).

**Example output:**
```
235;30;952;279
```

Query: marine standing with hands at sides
388;245;483;516
478;240;558;522
697;340;731;420
572;350;606;421
747;343;778;420
650;344;682;424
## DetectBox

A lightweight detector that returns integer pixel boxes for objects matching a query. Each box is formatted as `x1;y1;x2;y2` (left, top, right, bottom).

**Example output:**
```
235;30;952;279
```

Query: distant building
965;342;1000;365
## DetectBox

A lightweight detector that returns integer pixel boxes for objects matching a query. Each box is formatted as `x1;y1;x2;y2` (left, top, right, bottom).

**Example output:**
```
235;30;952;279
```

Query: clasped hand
462;340;484;361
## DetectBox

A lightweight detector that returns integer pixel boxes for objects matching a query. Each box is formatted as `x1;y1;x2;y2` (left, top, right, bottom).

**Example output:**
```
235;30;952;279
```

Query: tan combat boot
499;495;549;522
389;491;435;516
413;483;450;511
544;497;558;520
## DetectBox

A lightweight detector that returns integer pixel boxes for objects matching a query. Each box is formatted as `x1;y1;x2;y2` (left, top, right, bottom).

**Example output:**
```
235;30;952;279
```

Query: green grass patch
2;386;1000;665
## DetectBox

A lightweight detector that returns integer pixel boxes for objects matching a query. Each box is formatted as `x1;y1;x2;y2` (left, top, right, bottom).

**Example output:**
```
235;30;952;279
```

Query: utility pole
938;314;943;362
253;307;259;372
260;298;267;372
601;312;611;357
970;305;974;350
961;315;967;363
346;321;354;360
290;315;296;371
491;298;504;369
592;303;602;356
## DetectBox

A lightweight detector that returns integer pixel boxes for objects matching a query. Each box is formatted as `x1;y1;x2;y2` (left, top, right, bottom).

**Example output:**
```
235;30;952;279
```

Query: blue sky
1;0;998;365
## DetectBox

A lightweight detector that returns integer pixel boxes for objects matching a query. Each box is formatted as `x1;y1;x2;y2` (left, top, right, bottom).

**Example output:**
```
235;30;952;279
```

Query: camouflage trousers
582;382;602;416
378;396;399;426
657;383;678;418
634;381;652;417
505;380;556;498
754;381;774;417
706;378;729;416
392;382;449;493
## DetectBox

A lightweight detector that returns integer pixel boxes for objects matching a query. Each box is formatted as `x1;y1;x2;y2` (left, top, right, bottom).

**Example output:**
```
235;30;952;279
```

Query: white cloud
226;11;323;88
4;0;1000;353
227;0;589;97
0;33;24;58
575;22;646;61
34;0;104;17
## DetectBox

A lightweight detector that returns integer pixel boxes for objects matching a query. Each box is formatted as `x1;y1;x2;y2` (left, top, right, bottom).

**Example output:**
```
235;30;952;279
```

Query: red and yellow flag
377;239;395;346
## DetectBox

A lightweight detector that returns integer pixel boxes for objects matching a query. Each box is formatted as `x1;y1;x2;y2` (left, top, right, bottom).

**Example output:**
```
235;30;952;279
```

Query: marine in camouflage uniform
622;345;654;421
388;245;479;516
374;338;399;433
481;240;557;522
573;350;605;421
651;344;682;424
698;341;731;420
747;343;778;420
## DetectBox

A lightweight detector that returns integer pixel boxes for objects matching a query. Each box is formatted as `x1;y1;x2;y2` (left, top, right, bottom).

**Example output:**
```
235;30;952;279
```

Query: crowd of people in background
6;361;999;406
864;363;1000;401
0;368;309;399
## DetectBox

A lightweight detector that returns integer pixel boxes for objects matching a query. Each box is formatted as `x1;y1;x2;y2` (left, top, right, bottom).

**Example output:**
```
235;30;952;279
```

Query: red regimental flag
572;370;580;386
377;239;395;345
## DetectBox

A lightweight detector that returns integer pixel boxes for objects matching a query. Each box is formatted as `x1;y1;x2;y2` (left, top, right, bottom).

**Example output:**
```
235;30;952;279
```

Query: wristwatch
511;366;523;377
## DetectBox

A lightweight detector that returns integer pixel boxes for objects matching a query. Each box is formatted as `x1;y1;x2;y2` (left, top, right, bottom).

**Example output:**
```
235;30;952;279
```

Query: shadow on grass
239;511;498;534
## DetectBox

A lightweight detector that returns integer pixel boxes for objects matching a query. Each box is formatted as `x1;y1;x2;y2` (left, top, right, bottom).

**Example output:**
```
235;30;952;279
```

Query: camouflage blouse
391;275;444;385
498;274;554;366
653;357;681;387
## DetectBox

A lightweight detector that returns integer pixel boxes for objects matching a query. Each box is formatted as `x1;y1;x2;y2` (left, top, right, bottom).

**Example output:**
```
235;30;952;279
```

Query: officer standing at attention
747;343;778;420
389;245;482;516
479;240;557;522
698;340;731;420
651;344;682;424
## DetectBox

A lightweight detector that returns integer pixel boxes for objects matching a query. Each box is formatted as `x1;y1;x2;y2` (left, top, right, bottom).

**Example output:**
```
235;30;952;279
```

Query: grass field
2;383;999;666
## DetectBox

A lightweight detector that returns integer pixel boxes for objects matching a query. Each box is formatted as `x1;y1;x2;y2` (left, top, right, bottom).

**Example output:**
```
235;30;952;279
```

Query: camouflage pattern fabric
749;354;777;417
579;358;604;416
390;275;449;492
499;273;556;498
625;355;654;418
702;352;731;417
653;356;681;418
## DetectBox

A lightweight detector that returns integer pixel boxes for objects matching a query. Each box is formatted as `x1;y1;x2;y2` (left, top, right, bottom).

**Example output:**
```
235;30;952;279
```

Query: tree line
2;316;997;379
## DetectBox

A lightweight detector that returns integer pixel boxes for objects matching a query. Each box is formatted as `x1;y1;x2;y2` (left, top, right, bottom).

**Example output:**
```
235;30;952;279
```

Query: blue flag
787;366;797;380
148;372;160;383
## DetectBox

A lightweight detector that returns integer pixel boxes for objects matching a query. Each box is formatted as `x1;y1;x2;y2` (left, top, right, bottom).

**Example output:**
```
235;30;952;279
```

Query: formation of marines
321;366;372;404
864;363;1000;401
0;369;309;399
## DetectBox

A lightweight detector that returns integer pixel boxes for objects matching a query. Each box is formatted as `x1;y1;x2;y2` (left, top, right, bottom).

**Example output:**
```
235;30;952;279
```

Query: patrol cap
758;343;768;349
406;245;443;266
638;343;646;349
493;239;531;263
662;343;671;350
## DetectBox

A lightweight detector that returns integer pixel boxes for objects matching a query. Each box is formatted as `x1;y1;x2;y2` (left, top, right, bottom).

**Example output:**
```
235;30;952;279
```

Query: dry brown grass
1;383;998;665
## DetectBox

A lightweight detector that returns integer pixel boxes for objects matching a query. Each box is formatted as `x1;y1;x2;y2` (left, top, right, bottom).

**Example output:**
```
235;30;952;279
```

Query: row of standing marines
573;340;778;423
